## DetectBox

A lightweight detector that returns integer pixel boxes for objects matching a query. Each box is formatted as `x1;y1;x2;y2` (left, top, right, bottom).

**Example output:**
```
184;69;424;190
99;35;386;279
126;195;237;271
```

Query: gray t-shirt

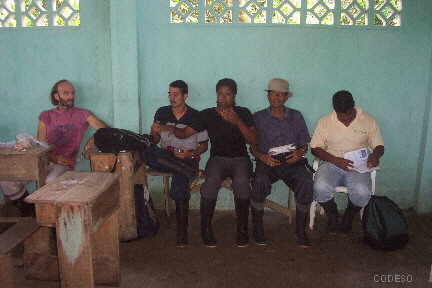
160;124;208;150
154;105;209;150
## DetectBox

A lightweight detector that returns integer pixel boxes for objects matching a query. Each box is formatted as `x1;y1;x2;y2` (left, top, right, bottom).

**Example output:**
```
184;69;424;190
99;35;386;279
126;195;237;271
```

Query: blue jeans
313;162;371;207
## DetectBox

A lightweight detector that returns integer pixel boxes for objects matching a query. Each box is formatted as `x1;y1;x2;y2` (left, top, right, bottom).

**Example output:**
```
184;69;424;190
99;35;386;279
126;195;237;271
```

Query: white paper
343;148;375;173
268;144;296;155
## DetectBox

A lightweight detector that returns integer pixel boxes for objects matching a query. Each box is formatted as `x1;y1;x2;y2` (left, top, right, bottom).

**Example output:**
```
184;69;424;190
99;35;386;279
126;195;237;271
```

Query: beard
58;98;74;109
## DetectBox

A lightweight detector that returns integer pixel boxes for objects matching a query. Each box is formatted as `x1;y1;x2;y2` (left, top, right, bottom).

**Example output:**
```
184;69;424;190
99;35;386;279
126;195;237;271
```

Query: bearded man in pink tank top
0;80;108;216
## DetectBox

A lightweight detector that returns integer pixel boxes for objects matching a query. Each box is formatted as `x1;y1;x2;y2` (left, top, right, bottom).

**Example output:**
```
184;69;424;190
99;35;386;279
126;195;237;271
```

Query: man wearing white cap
251;78;314;247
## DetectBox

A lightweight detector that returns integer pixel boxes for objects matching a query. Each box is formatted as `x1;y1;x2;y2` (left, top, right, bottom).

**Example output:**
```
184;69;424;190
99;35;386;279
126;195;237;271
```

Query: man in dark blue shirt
251;78;313;247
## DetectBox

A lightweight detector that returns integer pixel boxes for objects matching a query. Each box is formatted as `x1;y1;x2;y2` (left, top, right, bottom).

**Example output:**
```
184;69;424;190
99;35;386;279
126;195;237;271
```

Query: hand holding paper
269;144;296;162
343;148;377;173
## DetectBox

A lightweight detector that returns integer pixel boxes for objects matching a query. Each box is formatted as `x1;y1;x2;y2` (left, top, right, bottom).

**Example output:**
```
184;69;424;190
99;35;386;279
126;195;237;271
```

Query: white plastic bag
16;133;49;149
0;133;49;151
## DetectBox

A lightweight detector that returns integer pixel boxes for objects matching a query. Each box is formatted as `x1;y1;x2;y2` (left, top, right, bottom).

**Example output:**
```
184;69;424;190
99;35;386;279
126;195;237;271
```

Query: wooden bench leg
117;153;138;241
309;201;318;231
56;204;94;288
163;176;171;218
36;154;48;189
93;211;120;286
264;199;293;224
0;255;15;288
288;190;296;224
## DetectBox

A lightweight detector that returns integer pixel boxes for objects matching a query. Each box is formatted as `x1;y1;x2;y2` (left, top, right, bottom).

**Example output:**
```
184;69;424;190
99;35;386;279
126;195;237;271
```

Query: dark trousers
200;156;252;200
143;146;197;201
251;160;313;209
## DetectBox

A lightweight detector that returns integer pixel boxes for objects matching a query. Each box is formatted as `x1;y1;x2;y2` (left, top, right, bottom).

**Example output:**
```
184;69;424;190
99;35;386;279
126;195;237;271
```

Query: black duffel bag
94;128;153;153
362;195;409;251
94;128;197;181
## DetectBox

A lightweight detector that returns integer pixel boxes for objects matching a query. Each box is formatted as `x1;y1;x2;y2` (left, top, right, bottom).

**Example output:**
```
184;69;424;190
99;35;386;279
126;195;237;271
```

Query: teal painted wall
0;1;113;142
1;0;431;212
138;0;432;210
416;15;432;213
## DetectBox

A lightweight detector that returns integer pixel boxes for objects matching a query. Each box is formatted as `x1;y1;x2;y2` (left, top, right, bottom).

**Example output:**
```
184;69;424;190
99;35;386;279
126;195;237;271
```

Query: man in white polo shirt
310;90;384;233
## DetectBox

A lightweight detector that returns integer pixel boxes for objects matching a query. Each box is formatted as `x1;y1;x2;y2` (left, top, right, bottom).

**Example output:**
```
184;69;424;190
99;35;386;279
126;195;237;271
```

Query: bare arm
237;120;257;145
367;145;384;168
162;125;198;139
194;141;208;156
285;145;308;165
219;108;256;145
250;144;281;167
153;123;199;140
150;122;162;144
36;120;47;142
87;115;108;129
173;141;208;159
82;115;108;159
174;126;198;139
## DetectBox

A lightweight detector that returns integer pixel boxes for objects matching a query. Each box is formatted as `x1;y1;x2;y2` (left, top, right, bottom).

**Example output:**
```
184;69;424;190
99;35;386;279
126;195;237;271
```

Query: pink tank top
39;107;92;168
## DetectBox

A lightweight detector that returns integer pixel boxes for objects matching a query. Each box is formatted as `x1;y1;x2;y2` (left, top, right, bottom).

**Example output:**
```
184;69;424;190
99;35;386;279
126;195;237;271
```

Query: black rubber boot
175;200;189;247
340;199;362;233
320;199;339;233
235;198;249;247
156;157;197;181
13;191;35;217
251;206;267;245
200;198;217;247
295;204;311;248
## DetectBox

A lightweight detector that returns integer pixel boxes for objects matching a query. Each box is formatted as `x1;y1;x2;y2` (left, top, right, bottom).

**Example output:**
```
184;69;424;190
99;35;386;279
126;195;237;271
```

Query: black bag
141;145;198;180
94;128;152;153
134;184;159;238
362;195;409;250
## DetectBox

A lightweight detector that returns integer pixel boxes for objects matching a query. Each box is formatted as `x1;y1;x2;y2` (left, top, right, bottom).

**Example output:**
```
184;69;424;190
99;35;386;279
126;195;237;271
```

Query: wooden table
26;171;121;288
0;146;49;188
89;151;146;241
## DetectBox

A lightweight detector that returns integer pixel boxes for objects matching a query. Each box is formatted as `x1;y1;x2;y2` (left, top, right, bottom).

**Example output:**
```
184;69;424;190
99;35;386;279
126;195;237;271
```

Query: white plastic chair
309;159;377;230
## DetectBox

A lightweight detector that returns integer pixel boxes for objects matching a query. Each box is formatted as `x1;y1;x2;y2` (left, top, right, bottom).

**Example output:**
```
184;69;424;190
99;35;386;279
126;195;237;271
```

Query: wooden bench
0;217;39;288
191;177;295;224
141;168;174;217
89;150;295;224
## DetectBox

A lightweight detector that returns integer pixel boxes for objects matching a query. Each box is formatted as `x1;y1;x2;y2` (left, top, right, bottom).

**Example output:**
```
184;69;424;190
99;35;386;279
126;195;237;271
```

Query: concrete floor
3;208;432;288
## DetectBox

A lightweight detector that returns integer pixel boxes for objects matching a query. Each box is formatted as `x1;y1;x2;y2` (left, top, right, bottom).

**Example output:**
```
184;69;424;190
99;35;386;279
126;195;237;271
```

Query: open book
343;148;377;173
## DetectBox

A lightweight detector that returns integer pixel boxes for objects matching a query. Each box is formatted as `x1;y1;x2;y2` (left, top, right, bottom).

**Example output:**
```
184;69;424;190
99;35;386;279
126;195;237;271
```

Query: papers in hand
269;144;296;161
343;148;376;173
268;144;296;155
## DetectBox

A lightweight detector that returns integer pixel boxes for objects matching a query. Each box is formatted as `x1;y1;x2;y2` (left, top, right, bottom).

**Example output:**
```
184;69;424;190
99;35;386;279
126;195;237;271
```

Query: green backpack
362;195;409;251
